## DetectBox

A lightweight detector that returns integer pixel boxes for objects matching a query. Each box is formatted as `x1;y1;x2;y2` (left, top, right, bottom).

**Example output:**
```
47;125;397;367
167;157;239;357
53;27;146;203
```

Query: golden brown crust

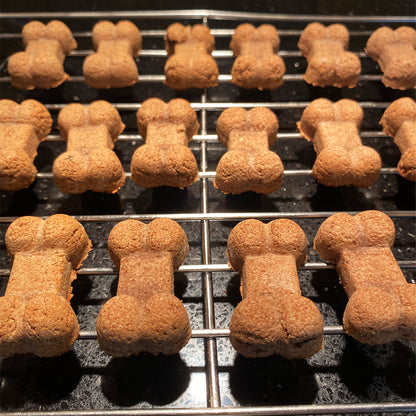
214;107;284;194
298;98;381;187
8;20;77;90
0;214;91;357
52;100;126;194
230;23;286;90
298;22;361;88
164;23;219;89
380;97;416;181
131;98;199;188
227;219;323;358
83;20;142;89
314;210;416;344
97;218;191;357
0;99;52;191
365;26;416;90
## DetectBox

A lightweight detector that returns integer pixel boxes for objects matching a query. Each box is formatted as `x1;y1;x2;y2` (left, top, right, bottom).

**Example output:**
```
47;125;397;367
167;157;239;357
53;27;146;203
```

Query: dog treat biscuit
365;26;416;90
0;99;52;191
298;23;361;88
314;210;416;344
214;107;284;194
298;98;381;187
53;100;126;194
97;218;191;357
228;219;324;358
230;23;286;90
380;97;416;181
131;98;199;188
8;20;77;90
83;20;142;89
0;214;91;357
164;23;219;90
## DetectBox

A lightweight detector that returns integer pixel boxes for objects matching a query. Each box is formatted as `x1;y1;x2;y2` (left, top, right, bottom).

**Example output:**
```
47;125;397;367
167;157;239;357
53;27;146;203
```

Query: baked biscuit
83;20;142;89
164;23;219;89
298;98;381;187
314;210;416;344
298;22;361;88
131;98;199;188
0;99;52;191
214;107;284;194
0;214;91;357
228;219;324;358
97;218;191;356
8;20;77;89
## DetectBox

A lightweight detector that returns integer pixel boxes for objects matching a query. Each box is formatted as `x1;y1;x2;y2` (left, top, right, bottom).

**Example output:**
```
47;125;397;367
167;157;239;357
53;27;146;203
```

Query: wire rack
0;9;416;416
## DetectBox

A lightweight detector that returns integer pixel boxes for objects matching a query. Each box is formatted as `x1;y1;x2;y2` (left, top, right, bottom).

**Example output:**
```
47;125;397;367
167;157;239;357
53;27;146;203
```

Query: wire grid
0;9;416;416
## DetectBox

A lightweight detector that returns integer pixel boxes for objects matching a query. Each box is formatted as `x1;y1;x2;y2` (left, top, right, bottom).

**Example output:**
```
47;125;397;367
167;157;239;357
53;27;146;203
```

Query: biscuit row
1;210;414;358
1;96;415;193
7;20;416;90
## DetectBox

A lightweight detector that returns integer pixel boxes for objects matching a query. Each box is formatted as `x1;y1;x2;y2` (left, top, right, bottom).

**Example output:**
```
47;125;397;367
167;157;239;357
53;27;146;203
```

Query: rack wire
0;9;415;416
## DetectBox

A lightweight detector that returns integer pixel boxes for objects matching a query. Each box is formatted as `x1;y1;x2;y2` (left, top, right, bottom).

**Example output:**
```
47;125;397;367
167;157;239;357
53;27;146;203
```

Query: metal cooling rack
0;9;415;416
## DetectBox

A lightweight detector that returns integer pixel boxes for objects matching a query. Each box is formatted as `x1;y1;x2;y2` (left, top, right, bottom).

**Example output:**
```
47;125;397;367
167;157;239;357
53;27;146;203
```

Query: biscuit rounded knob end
398;148;416;181
0;149;37;191
7;52;34;90
53;151;88;193
0;295;25;357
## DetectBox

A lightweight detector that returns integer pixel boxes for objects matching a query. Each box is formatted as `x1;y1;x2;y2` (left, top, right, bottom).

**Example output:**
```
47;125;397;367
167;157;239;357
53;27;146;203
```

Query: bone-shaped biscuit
380;97;416;182
8;20;77;90
214;107;284;194
97;218;191;357
0;99;52;191
227;219;323;358
164;23;219;90
298;98;381;187
298;23;361;88
314;210;416;345
83;20;142;89
131;98;199;188
52;100;126;194
230;23;286;90
0;214;91;357
365;26;416;90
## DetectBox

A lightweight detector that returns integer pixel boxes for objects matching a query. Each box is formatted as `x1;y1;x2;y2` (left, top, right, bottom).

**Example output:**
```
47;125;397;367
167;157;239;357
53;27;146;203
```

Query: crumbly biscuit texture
380;97;416;181
0;214;91;357
164;23;219;89
97;218;191;356
214;107;284;194
227;219;323;358
298;22;361;88
8;20;77;89
314;210;416;344
131;98;199;188
53;100;126;194
0;99;52;190
230;23;286;90
298;98;381;187
365;26;416;90
83;20;142;89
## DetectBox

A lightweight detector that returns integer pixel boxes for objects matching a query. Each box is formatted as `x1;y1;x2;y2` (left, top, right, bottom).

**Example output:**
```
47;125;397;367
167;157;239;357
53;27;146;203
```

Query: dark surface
0;4;415;415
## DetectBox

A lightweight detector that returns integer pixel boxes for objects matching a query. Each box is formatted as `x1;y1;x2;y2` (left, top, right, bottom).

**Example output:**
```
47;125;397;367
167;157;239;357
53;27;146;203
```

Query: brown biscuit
297;98;381;187
365;26;416;90
227;219;324;359
8;20;77;90
53;100;126;194
0;214;91;357
96;218;191;357
230;23;286;90
83;20;142;89
131;98;199;188
164;23;219;90
0;99;52;191
380;97;416;181
298;23;361;88
314;210;416;345
214;107;284;194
